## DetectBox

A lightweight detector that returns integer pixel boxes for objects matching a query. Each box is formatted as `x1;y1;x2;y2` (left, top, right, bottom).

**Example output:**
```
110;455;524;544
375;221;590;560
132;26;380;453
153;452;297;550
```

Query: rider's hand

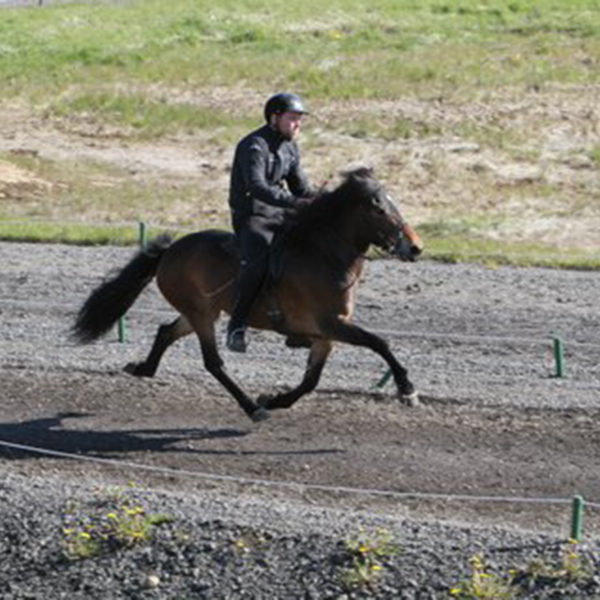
296;197;314;208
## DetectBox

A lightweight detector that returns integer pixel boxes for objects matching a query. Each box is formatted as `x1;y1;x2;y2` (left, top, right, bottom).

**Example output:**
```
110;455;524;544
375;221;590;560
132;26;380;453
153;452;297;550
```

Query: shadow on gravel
0;412;345;460
0;412;249;459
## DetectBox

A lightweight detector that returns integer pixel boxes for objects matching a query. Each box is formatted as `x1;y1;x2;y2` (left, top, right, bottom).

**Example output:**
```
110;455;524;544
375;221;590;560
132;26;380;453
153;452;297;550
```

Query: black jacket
229;124;313;225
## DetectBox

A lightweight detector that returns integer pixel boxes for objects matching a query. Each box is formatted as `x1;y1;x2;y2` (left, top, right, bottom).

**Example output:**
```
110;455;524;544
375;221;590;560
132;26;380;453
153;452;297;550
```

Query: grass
0;151;229;229
2;1;598;105
0;0;599;267
0;219;175;246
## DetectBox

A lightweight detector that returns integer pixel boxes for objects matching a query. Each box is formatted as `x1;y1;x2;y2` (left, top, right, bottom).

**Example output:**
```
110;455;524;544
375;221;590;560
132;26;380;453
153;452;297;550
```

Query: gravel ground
1;469;600;599
1;240;600;598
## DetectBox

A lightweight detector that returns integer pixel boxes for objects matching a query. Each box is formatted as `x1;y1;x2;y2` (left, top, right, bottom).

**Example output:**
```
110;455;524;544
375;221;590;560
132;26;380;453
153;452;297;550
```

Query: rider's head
264;93;309;140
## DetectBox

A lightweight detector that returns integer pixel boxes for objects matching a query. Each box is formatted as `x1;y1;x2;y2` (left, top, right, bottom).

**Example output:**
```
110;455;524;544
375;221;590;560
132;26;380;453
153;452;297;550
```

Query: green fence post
376;368;392;388
553;336;565;378
139;221;148;248
118;315;128;343
571;495;584;541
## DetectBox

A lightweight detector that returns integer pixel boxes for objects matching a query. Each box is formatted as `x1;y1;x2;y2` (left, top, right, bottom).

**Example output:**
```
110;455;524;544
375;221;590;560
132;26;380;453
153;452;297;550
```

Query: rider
226;92;315;352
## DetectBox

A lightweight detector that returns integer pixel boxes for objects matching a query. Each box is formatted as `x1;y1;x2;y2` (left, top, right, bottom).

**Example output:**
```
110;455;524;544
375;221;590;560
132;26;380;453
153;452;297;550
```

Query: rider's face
274;111;304;140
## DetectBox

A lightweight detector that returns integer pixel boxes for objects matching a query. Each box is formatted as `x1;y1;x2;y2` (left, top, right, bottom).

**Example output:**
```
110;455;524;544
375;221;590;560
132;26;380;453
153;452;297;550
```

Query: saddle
221;229;313;349
267;230;314;348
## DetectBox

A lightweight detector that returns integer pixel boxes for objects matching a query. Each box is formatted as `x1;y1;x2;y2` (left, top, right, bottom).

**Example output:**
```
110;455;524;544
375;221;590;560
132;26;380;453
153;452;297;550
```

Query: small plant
61;492;173;561
450;554;514;599
338;527;400;591
513;539;593;588
233;530;269;556
450;541;595;598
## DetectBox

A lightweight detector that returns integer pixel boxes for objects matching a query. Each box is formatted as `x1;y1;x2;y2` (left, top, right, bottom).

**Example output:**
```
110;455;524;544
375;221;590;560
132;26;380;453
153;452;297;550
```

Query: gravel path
2;242;599;409
1;241;600;598
1;469;600;599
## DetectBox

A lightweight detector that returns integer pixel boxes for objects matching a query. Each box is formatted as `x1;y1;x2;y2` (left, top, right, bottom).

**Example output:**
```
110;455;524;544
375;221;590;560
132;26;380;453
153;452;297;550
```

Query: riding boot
226;260;264;352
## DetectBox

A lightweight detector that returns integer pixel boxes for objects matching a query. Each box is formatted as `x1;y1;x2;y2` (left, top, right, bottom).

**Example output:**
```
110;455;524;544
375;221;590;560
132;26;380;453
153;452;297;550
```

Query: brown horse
73;168;423;422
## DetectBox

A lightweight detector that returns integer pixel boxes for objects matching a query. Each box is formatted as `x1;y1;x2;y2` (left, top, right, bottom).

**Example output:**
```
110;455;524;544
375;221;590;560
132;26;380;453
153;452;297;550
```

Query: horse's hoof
256;394;272;409
400;391;420;407
250;407;270;423
124;362;152;377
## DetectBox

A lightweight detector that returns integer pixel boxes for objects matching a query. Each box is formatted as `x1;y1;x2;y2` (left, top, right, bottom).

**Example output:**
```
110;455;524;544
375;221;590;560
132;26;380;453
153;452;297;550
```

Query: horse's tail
72;234;172;343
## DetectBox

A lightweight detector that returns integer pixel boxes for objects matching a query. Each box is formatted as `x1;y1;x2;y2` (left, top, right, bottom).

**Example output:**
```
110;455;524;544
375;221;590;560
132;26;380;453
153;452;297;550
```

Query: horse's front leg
258;340;332;410
321;318;419;406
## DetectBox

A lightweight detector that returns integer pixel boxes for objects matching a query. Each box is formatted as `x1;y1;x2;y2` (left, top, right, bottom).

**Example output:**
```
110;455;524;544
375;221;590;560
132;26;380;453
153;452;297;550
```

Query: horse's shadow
0;413;344;459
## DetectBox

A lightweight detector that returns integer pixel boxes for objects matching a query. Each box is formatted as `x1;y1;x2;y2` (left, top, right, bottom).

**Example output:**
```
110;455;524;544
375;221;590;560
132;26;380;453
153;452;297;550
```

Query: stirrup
226;328;247;353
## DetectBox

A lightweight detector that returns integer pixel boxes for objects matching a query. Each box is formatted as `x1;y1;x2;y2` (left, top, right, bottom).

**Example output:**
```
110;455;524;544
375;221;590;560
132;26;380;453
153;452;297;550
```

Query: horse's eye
370;196;385;213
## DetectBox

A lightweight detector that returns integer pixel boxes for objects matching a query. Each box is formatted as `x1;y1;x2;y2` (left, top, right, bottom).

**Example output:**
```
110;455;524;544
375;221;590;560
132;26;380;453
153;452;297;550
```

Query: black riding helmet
264;93;309;123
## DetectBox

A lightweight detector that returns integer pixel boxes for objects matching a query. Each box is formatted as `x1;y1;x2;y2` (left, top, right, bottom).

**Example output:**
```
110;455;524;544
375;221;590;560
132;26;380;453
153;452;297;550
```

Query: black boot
226;259;264;353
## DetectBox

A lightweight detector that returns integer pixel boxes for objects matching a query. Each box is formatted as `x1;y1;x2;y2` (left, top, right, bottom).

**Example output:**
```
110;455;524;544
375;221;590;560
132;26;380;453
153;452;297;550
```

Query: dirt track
1;241;600;537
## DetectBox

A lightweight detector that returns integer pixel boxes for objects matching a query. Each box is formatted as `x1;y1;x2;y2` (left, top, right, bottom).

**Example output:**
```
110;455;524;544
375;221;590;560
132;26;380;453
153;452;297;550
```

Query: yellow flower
125;506;144;516
79;532;91;539
106;513;117;520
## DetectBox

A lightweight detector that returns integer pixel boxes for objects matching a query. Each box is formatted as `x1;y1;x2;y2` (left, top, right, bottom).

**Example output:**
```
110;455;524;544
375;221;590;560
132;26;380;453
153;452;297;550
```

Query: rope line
3;296;600;350
1;439;598;510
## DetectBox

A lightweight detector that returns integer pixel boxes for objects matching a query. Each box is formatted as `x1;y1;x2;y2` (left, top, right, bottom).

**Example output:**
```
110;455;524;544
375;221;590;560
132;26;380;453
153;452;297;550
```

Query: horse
72;167;423;422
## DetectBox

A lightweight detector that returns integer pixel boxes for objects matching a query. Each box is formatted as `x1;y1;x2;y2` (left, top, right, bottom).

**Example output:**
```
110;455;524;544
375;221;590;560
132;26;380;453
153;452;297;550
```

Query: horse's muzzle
393;232;423;262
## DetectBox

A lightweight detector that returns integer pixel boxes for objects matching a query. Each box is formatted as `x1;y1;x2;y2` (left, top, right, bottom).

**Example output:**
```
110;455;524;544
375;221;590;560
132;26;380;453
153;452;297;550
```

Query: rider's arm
243;141;304;208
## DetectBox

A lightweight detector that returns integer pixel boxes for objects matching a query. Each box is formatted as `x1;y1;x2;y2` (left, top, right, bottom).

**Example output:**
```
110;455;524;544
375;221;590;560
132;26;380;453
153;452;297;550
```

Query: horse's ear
351;166;374;181
340;166;375;182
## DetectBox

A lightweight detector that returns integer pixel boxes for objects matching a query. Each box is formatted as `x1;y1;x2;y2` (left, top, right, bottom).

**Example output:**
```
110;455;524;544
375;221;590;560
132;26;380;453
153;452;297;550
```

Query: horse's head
346;168;423;261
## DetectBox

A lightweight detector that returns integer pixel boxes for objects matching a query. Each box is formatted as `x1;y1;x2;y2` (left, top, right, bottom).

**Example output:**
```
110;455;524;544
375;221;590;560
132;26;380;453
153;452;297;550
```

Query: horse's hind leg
124;316;192;377
258;341;332;410
191;318;268;423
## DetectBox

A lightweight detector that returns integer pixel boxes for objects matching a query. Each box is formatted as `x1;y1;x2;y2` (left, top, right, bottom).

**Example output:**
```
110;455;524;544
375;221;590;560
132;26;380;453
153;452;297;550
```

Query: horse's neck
321;209;369;262
303;214;367;286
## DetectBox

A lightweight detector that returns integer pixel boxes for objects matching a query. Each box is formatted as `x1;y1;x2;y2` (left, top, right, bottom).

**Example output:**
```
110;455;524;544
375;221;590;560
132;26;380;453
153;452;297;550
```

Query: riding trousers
228;215;283;332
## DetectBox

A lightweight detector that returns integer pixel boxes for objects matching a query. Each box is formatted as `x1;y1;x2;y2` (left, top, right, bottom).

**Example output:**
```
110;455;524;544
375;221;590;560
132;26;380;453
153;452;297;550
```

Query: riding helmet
264;93;309;122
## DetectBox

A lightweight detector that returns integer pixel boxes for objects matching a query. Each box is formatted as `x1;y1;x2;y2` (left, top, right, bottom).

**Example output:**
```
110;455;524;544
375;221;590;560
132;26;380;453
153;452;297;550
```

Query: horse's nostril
411;245;422;256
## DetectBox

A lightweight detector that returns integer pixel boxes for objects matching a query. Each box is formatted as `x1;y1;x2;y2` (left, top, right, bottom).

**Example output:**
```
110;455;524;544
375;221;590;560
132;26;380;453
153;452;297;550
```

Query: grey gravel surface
1;469;600;599
2;241;599;409
1;241;600;598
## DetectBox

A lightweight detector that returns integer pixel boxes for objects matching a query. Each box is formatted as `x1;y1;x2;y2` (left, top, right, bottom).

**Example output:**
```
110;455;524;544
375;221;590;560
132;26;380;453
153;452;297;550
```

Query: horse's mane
290;167;380;235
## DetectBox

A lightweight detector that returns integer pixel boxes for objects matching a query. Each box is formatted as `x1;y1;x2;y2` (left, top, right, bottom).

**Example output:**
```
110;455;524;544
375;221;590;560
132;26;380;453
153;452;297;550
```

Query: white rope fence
3;295;600;352
1;438;598;541
1;438;598;508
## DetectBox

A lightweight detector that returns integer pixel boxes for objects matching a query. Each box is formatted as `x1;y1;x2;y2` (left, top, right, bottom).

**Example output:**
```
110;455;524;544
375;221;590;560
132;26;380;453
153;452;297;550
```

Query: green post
139;221;148;248
553;336;565;378
117;221;146;343
571;495;584;541
118;315;128;343
376;368;392;388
